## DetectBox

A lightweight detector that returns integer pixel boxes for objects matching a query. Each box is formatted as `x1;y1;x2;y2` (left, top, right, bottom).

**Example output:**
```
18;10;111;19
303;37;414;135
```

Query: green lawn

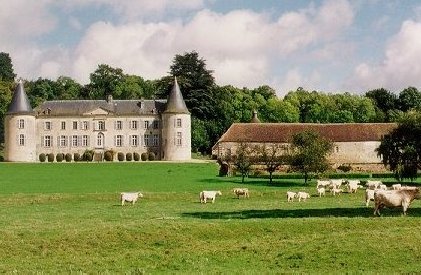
1;162;421;273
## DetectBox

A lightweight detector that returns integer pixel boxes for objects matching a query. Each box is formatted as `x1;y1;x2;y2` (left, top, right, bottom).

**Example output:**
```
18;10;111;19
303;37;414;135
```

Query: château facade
4;78;191;162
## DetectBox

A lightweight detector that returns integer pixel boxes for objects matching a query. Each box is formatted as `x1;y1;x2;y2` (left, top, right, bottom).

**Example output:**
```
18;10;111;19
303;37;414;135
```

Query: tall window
97;133;104;147
153;120;159;129
19;134;25;146
82;121;89;130
73;121;78;130
59;135;67;147
116;121;122;130
43;135;52;147
61;121;66;130
115;135;123;147
72;135;78;147
176;132;182;146
45;121;51;130
130;120;138;130
152;134;159;146
131;135;138;146
144;121;150;129
144;134;150;146
82;135;89;147
176;118;182;128
98;121;105;130
18;119;25;129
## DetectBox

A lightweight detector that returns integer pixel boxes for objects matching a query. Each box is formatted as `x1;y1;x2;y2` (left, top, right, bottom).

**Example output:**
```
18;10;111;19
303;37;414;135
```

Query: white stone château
4;78;191;162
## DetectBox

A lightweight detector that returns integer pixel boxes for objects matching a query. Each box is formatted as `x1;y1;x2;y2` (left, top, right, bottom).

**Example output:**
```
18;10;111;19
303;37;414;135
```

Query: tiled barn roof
216;123;397;143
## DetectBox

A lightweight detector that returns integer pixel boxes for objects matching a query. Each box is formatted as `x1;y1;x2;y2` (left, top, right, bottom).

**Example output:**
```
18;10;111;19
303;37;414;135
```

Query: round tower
161;77;191;161
4;80;36;162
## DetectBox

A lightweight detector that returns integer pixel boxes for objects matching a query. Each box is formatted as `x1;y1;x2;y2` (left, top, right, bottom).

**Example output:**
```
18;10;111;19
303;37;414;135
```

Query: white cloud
349;20;421;91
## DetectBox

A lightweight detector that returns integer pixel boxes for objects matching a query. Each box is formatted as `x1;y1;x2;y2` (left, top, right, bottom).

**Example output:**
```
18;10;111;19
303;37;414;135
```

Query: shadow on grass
199;178;307;187
182;207;421;219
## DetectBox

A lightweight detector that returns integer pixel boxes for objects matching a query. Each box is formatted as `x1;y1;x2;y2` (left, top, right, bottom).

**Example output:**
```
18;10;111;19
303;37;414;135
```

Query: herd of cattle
120;179;420;216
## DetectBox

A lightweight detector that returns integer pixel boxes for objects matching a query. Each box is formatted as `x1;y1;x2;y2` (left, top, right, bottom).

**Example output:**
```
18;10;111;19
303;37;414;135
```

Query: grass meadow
1;162;421;273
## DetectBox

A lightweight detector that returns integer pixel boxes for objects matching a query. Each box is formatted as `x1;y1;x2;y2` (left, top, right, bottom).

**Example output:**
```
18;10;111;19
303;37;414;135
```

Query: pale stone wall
5;114;37;162
161;113;191;161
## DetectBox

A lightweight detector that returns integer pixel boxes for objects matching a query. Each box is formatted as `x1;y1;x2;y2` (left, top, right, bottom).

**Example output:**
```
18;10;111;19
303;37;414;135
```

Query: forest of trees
1;51;421;154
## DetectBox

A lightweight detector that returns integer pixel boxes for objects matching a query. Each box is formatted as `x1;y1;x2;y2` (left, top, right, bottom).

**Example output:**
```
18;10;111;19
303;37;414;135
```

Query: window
130;120;138;130
98;121;105;130
116;121;122;130
176;118;182;128
144;120;150;129
144;134;150;146
73;121;78;130
115;135;123;147
152;134;159;146
72;135;78;147
18;119;25;129
43;135;52;147
131;135;139;147
153;120;159;129
59;135;67;147
19;134;25;146
61;121;66;130
176;132;182;146
82;121;89;130
82;135;89;147
335;146;339;153
45;121;51;130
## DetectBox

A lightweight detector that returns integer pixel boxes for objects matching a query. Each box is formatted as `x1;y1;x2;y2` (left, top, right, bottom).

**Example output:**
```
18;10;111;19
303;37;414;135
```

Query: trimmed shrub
148;152;155;161
133;152;140;161
83;150;94;162
117;152;125;161
65;153;72;162
141;152;148;161
104;150;114;161
47;153;54;162
39;153;46;162
126;152;133;161
74;153;81;162
56;153;64;162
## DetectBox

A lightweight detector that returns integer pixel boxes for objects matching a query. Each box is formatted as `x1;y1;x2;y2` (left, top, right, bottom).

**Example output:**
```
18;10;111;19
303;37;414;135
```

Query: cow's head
414;188;421;199
217;191;222;196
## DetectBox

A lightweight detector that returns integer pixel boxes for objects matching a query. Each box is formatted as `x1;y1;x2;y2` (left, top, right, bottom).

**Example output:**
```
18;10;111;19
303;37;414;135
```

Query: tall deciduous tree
0;52;16;82
366;88;398;122
289;131;333;184
377;112;421;181
85;64;124;99
233;143;255;183
259;144;288;185
398;87;421;112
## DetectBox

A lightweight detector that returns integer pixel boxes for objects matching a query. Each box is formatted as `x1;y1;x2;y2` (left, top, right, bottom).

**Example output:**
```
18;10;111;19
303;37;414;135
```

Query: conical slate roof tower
7;80;33;114
163;77;189;114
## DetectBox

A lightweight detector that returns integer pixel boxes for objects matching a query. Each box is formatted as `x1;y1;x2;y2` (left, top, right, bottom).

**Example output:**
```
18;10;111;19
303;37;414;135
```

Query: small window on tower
18;119;25;129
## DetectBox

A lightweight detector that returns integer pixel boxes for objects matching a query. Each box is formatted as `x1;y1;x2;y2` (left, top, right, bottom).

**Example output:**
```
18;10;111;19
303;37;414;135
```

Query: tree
85;64;124;99
366;88;398;122
259;144;287;185
289;130;333;184
398;87;421;112
233;143;255;183
376;112;421;181
0;52;16;82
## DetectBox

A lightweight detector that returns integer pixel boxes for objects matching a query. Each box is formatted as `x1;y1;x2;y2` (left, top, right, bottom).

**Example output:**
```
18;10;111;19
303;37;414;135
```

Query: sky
1;0;421;97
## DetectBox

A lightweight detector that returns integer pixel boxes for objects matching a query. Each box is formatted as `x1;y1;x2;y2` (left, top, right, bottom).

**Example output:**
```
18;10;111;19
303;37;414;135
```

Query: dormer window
44;121;51;130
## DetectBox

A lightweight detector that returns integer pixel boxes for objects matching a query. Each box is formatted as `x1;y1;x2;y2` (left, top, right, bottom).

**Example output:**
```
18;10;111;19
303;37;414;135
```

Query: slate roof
7;81;34;115
216;123;397;143
34;99;167;116
163;77;189;114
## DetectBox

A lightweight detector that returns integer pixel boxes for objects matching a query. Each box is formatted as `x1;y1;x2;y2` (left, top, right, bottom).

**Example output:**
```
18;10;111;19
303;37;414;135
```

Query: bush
104;150;114;161
65;153;72;162
117;152;125;161
337;164;352;173
74;153;81;162
56;153;64;162
83;150;94;162
47;153;54;162
39;153;46;162
148;152;155;161
133;152;140;161
126;152;133;161
141;152;148;161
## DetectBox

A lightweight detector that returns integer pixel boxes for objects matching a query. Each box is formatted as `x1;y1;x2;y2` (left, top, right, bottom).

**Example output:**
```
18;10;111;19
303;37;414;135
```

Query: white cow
232;188;249;199
120;192;143;206
365;189;375;207
317;187;326;197
330;179;344;189
379;184;388;190
366;180;382;190
286;191;297;202
316;180;331;189
392;184;402;190
200;190;222;203
331;188;343;196
297;191;310;202
347;180;361;193
374;189;421;215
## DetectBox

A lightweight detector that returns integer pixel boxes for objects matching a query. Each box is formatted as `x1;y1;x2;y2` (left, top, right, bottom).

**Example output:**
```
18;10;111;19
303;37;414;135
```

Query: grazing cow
365;189;375;207
317;187;326;197
317;180;331;189
347;180;361;193
374;189;421;215
286;191;297;202
366;180;382;190
297;191;310;202
392;184;402;190
200;190;222;203
331;188;343;196
120;192;143;206
232;188;249;199
330;179;344;189
379;184;388;190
